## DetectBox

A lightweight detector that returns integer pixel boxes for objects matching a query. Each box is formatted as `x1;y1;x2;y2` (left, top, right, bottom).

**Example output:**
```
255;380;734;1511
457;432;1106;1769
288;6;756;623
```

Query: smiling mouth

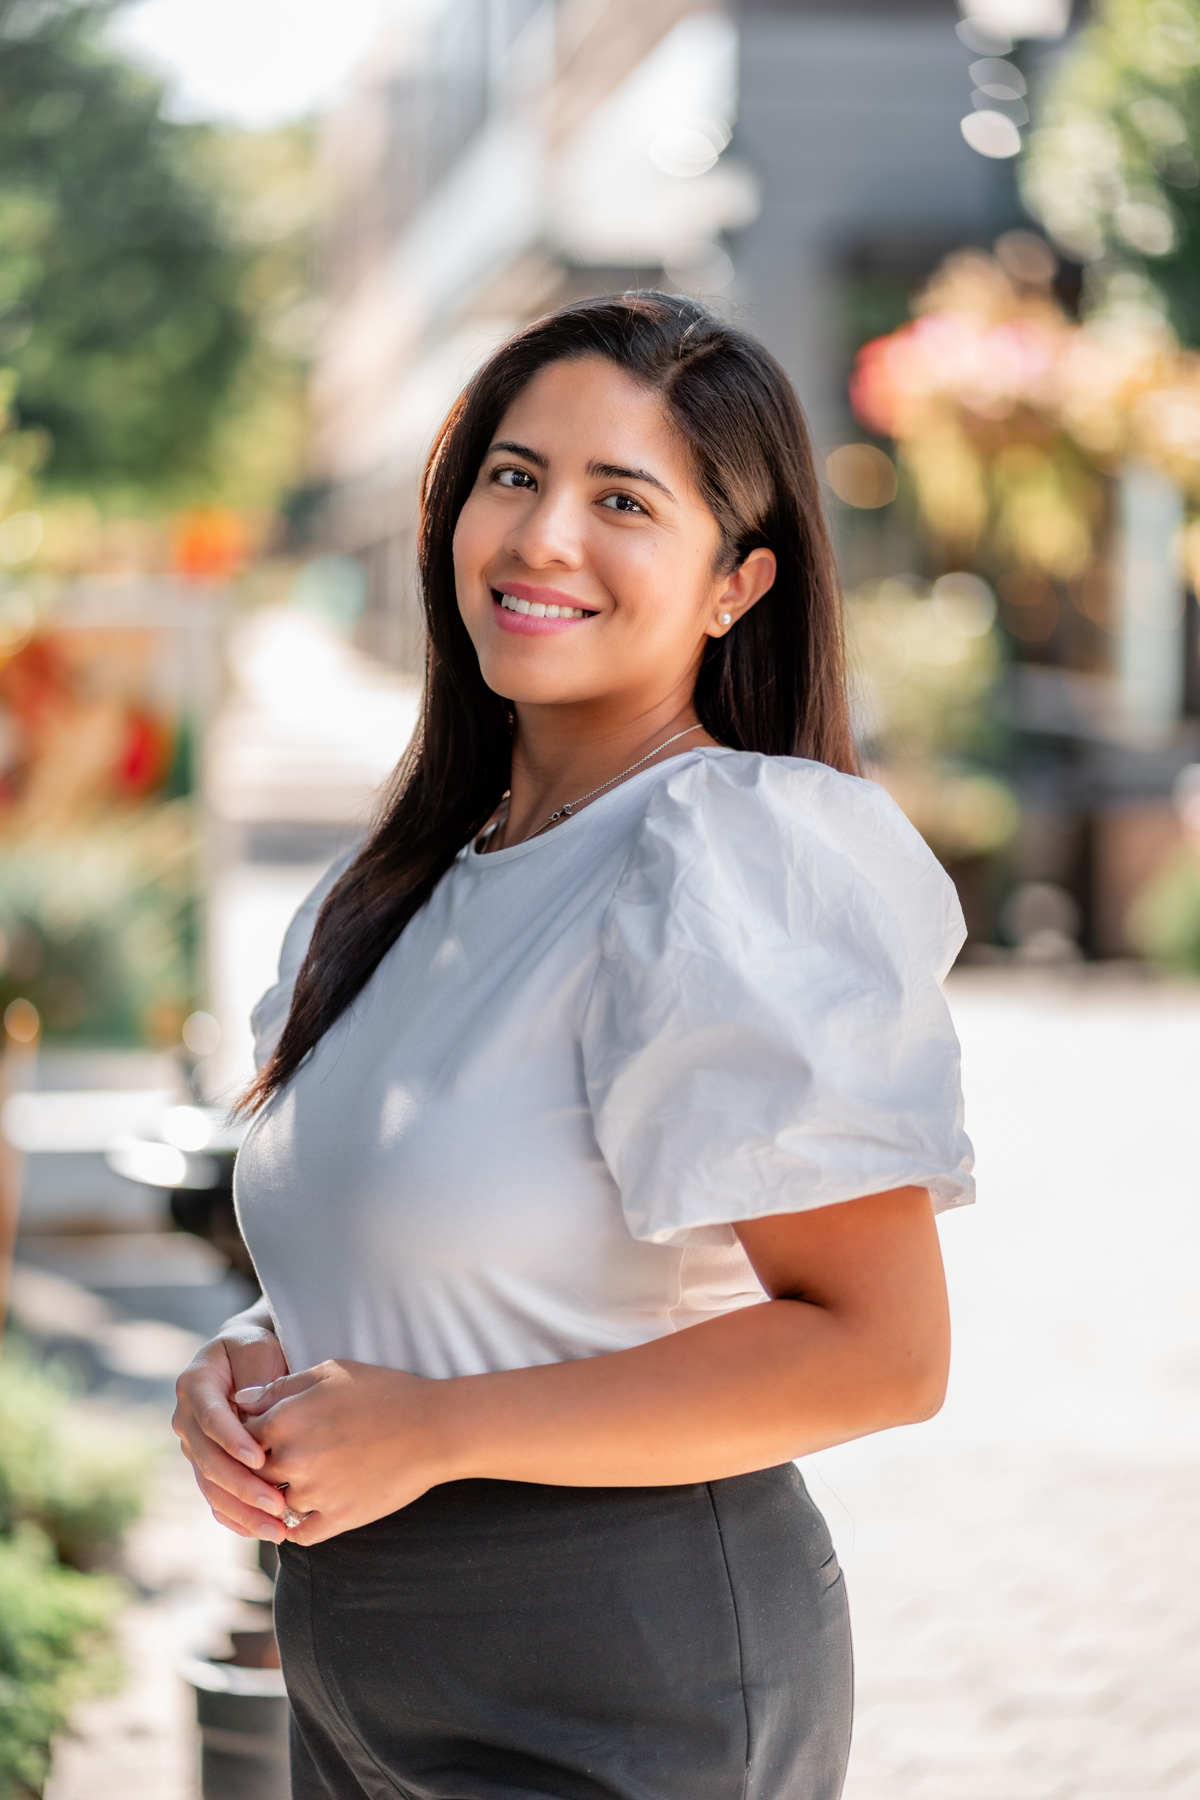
493;590;596;620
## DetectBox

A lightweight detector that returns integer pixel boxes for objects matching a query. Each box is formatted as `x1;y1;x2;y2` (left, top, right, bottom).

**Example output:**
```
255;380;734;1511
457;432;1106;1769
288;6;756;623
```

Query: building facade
312;0;1049;668
308;0;1200;955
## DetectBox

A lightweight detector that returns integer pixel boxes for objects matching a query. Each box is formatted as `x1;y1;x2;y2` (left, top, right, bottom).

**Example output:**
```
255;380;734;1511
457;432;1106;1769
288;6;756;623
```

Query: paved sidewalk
831;1450;1199;1799
814;973;1200;1800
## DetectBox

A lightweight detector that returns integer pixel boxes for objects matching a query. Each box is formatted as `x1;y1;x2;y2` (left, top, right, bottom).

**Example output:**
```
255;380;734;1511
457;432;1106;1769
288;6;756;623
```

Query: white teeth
498;594;590;619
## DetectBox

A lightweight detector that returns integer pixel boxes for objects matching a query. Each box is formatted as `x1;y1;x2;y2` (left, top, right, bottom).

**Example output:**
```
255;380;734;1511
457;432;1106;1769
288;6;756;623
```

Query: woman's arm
173;1296;292;1541
237;1186;949;1545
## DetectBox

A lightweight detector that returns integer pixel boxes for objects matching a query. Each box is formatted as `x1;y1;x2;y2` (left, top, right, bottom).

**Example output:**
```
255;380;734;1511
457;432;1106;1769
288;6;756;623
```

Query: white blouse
234;749;974;1381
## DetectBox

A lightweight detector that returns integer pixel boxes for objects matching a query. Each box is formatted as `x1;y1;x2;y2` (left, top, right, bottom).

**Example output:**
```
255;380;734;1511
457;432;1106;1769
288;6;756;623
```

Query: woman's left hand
235;1361;448;1545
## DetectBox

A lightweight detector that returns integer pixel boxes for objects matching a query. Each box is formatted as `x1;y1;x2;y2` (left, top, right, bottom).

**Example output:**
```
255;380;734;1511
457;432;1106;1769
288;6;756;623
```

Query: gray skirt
275;1464;852;1800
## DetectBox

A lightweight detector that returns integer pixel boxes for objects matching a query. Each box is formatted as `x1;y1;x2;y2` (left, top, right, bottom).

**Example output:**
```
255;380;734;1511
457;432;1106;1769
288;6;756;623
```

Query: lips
491;588;597;637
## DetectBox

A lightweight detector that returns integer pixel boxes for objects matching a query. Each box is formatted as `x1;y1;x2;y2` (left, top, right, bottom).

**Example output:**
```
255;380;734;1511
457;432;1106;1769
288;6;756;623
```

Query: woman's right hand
173;1307;292;1540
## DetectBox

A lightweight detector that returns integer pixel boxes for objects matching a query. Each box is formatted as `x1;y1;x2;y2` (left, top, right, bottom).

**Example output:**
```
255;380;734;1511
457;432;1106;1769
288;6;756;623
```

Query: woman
174;292;973;1800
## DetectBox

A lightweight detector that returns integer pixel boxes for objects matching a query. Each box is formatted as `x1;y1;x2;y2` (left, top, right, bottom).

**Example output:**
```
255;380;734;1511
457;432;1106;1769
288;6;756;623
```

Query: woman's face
452;355;775;711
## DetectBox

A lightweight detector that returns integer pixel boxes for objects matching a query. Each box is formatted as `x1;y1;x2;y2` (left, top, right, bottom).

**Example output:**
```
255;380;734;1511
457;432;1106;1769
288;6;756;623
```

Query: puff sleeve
249;852;356;1070
581;752;974;1245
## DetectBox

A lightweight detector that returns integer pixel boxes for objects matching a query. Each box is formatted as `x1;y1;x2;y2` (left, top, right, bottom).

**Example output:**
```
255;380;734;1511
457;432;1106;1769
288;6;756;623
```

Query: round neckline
464;745;727;866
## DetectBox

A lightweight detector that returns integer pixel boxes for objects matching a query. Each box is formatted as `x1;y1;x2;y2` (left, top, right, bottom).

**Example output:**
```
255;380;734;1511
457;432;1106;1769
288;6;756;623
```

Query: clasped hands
173;1326;449;1546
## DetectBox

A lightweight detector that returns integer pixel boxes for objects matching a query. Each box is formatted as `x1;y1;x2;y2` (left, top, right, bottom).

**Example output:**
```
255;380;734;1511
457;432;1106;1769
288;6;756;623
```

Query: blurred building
308;0;1200;959
312;0;1054;667
734;0;1028;448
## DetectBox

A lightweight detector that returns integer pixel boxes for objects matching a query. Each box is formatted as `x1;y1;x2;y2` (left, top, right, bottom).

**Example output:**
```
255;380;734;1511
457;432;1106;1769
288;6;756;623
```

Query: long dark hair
242;291;856;1113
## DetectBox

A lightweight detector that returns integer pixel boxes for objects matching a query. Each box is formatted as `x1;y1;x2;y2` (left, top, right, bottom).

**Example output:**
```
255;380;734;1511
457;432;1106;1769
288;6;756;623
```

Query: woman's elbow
888;1333;951;1426
903;1361;949;1424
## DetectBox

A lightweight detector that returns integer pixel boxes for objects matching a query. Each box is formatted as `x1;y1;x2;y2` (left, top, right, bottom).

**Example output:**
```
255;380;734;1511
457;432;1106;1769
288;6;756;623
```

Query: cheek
451;499;494;592
603;537;714;642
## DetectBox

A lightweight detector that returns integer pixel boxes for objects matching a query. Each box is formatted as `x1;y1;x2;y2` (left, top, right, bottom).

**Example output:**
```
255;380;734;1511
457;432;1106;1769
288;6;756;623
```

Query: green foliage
187;123;317;512
0;1526;124;1799
0;806;198;1042
1126;844;1200;971
847;577;1006;763
0;0;306;504
846;576;1020;864
0;1351;152;1569
0;1351;151;1796
1022;0;1200;345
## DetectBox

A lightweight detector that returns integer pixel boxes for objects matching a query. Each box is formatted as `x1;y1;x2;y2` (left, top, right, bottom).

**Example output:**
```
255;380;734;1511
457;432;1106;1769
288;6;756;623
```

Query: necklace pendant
533;726;702;841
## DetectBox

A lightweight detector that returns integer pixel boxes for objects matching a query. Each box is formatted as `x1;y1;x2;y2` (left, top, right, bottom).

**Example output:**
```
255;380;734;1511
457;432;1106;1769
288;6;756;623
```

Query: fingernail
235;1386;264;1403
236;1448;262;1468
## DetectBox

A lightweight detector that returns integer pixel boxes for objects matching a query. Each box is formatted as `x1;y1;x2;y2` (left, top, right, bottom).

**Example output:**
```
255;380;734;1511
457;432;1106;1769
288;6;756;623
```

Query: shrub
0;810;199;1047
0;1352;153;1795
0;1526;124;1799
0;1352;152;1569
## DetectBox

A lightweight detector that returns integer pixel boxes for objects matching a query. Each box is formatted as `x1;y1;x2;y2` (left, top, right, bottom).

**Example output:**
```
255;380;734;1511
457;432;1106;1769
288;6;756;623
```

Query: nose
503;483;584;572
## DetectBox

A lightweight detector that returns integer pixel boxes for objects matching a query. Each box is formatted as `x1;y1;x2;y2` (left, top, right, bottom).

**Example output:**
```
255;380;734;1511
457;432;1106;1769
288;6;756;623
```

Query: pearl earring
719;611;732;626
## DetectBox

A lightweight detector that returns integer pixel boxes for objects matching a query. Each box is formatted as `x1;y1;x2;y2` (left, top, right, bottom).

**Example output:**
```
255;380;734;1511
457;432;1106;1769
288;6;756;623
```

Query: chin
477;655;594;707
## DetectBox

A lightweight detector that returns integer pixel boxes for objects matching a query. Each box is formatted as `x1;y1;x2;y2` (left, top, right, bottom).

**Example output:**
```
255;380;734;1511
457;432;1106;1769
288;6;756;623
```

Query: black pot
182;1656;289;1800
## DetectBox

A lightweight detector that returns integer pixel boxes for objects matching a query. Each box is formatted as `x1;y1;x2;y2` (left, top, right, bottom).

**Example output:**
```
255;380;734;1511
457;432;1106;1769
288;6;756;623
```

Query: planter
182;1654;289;1800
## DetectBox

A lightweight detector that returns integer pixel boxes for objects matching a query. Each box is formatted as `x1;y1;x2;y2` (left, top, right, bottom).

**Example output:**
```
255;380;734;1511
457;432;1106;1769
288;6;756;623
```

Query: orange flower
171;509;251;580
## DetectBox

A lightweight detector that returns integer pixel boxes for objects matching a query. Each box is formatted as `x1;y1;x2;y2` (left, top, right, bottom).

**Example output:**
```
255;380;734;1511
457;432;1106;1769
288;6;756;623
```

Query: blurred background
0;1;1197;1797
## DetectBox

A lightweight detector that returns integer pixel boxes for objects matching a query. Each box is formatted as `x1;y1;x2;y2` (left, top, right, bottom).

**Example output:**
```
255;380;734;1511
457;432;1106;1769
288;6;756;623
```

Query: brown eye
600;492;647;514
495;467;536;489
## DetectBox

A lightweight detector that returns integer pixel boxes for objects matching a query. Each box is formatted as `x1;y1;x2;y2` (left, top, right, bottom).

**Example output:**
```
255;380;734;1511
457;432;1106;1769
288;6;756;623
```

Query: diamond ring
281;1505;305;1529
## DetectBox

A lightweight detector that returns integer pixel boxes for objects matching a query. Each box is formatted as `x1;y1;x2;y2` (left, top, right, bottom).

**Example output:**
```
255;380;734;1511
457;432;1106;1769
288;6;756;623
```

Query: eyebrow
487;440;547;468
485;441;676;502
588;460;676;501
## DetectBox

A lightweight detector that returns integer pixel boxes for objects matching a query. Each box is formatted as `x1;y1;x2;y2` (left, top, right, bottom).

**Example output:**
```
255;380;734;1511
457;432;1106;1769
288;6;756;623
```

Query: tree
1021;0;1200;345
0;0;254;500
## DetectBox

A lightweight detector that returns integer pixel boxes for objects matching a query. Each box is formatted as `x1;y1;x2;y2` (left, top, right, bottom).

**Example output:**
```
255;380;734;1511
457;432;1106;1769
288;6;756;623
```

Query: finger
210;1509;255;1539
196;1391;271;1469
198;1478;287;1541
178;1369;270;1470
242;1409;290;1448
179;1429;289;1517
274;1473;314;1515
211;1505;285;1543
286;1510;331;1547
179;1423;285;1510
227;1338;290;1391
242;1417;303;1462
235;1367;324;1414
240;1384;330;1457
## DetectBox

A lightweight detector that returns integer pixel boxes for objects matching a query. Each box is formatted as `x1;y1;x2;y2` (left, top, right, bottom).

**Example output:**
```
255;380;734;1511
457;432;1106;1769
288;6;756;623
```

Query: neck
498;689;714;847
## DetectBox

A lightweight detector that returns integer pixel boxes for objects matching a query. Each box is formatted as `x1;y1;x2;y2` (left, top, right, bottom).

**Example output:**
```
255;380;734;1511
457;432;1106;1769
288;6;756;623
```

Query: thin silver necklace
494;724;705;849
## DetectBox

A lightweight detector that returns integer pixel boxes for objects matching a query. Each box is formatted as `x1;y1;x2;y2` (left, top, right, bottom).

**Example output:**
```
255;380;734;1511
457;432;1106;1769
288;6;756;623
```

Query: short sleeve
249;852;356;1070
581;752;975;1245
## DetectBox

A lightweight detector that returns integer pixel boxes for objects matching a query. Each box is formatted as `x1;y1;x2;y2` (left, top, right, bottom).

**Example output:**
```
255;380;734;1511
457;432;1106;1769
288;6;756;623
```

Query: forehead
495;355;695;487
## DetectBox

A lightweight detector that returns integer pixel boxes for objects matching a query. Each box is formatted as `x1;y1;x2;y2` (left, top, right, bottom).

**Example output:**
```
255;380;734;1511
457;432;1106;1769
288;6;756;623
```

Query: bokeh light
825;444;898;509
3;997;40;1045
961;110;1022;158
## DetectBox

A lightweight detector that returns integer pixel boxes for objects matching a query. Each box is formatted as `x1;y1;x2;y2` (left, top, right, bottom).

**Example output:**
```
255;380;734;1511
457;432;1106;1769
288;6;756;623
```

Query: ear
704;547;777;638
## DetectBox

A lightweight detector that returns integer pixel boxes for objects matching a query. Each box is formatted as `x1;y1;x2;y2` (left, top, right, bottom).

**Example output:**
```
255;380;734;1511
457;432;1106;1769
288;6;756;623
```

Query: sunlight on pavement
814;974;1200;1800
